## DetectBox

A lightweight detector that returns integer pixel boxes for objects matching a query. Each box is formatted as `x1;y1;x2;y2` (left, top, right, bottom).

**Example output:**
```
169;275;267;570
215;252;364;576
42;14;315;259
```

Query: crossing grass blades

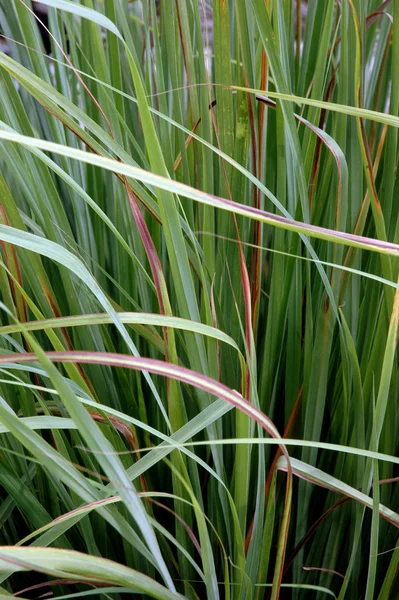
0;1;399;599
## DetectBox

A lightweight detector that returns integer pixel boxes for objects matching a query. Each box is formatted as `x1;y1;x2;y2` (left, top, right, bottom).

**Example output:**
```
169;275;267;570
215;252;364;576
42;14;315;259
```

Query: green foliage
0;0;398;598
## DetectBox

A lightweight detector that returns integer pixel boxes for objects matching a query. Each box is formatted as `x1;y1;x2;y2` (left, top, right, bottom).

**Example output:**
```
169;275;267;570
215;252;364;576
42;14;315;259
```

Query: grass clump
0;0;399;598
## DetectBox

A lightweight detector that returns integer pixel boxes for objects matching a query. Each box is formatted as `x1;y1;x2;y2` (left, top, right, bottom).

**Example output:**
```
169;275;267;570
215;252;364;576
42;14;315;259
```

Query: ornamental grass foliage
0;1;399;599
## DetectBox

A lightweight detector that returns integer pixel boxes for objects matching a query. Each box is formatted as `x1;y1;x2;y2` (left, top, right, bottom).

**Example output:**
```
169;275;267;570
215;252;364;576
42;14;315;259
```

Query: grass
0;0;398;598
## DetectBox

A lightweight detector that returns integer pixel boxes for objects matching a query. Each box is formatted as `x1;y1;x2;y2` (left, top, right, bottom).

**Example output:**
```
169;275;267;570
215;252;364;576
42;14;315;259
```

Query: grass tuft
0;1;398;598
